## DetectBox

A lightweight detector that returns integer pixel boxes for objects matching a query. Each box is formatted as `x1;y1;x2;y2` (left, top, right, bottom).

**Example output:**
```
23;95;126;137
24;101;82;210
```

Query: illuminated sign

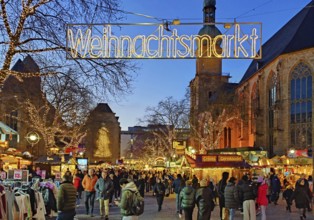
218;155;243;162
66;23;262;59
202;155;217;162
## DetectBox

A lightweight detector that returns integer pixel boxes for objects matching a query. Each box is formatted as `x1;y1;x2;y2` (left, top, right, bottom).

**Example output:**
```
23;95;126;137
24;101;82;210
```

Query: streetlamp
26;131;40;168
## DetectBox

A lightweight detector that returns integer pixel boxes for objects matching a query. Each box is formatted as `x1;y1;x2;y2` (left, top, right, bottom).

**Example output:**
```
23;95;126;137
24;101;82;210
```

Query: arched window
268;71;279;156
290;63;312;148
251;83;259;134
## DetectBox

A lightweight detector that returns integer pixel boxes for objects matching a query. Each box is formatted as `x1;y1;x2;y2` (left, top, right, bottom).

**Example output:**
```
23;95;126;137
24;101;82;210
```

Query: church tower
189;0;230;151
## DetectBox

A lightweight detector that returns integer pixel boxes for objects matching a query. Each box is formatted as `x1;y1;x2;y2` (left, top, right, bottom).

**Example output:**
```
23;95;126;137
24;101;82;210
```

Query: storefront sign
169;162;177;167
287;149;309;158
218;155;243;162
67;23;262;59
77;158;88;171
202;155;216;162
176;148;185;155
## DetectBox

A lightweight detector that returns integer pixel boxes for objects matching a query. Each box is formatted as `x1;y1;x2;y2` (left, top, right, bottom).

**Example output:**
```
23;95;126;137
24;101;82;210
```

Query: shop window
290;62;312;148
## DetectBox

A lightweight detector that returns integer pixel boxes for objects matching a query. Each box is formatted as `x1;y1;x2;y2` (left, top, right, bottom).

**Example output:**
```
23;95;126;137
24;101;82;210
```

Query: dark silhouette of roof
93;103;114;113
11;59;28;72
23;55;40;73
240;1;314;84
11;55;39;73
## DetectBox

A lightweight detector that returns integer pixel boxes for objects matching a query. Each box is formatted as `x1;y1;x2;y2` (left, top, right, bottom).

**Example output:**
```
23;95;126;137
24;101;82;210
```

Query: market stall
0;153;31;171
0;121;19;149
185;150;251;184
258;155;314;186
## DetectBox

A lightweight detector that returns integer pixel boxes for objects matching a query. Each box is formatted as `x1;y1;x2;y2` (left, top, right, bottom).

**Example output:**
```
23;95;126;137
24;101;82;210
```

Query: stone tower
189;0;230;151
84;103;121;164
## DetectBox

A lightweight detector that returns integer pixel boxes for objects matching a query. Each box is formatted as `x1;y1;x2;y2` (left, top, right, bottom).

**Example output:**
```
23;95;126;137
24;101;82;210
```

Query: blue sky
109;0;310;130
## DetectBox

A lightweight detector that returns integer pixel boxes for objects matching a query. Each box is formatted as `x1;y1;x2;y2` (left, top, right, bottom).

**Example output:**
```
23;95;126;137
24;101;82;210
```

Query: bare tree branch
0;0;136;99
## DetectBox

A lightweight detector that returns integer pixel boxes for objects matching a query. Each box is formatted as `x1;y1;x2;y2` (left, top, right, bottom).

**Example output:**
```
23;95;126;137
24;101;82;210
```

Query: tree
3;71;93;156
193;109;239;150
0;0;136;97
132;92;190;159
190;87;242;151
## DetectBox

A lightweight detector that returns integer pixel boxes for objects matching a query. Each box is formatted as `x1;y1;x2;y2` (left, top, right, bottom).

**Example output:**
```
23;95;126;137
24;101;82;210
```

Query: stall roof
207;147;265;153
0;121;18;134
185;154;251;169
35;154;74;164
35;155;61;164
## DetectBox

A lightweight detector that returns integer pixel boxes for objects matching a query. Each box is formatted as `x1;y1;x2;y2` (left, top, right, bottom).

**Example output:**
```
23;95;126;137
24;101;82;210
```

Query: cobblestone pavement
58;192;314;220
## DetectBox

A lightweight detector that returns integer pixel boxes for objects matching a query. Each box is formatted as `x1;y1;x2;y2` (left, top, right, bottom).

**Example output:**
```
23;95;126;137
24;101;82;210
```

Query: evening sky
110;0;310;130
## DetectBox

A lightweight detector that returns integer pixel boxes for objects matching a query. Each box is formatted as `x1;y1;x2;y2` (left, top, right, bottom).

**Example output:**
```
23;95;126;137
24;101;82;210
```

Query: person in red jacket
256;176;268;220
73;173;82;206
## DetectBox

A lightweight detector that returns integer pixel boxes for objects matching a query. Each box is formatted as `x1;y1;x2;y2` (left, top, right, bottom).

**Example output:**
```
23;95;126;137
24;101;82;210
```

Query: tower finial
204;0;216;7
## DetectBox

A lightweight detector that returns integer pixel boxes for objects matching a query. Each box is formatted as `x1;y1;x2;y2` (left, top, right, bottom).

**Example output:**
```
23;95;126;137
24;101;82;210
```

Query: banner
67;22;262;60
13;170;22;180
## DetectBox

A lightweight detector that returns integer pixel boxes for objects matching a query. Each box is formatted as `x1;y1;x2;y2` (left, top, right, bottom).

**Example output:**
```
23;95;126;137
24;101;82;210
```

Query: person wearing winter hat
256;176;268;220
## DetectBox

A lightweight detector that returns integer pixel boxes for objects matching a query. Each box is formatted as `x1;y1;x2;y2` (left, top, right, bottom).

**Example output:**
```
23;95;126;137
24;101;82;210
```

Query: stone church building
190;0;314;157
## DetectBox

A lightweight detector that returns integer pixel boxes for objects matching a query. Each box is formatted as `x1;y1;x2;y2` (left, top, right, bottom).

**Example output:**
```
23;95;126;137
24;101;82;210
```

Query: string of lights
112;1;312;23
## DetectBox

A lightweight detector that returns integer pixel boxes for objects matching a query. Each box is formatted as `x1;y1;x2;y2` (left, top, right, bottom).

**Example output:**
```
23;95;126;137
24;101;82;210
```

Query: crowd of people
54;167;313;220
214;169;313;220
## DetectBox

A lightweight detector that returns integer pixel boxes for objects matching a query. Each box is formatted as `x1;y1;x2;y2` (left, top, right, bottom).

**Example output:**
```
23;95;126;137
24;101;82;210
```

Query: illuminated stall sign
67;23;262;59
202;155;217;162
218;155;243;162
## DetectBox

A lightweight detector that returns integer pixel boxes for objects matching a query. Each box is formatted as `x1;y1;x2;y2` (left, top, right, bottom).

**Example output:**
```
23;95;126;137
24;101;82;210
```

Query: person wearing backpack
114;178;143;220
195;179;215;220
153;178;166;211
179;180;196;220
237;175;257;220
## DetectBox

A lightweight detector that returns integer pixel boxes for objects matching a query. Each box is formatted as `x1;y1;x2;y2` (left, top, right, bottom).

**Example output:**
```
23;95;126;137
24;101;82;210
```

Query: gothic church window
268;71;279;156
290;62;312;148
251;83;259;134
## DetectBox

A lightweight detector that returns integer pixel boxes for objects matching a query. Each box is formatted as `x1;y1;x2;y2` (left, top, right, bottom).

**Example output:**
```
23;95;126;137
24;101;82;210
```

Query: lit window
290;63;312;148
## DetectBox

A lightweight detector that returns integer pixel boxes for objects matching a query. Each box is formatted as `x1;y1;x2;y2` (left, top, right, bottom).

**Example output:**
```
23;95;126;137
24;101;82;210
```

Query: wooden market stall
0;153;31;171
185;151;251;185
